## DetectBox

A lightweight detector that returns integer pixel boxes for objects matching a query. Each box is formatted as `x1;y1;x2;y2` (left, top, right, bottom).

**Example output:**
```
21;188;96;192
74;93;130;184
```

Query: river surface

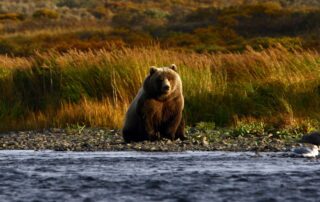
0;151;320;202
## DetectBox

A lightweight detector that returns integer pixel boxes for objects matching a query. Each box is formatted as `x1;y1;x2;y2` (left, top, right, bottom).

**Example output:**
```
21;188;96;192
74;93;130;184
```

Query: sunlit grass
0;45;319;131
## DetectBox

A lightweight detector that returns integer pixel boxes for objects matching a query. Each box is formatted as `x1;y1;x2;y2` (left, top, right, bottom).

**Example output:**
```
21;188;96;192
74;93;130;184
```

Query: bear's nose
162;85;170;92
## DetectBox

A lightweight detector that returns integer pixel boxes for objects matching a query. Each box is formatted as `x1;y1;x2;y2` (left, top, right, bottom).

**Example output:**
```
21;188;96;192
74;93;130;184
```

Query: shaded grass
0;45;320;131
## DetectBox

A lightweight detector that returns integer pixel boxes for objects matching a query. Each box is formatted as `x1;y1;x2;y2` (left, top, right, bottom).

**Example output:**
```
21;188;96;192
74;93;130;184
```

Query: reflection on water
0;151;319;201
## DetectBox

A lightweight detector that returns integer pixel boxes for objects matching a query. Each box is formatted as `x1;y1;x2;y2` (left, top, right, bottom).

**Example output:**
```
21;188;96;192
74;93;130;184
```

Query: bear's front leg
162;112;183;140
140;109;161;141
175;117;186;140
137;98;161;141
144;118;160;141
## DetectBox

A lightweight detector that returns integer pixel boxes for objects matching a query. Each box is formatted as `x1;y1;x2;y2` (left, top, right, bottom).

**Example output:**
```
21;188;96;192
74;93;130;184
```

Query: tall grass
0;45;319;131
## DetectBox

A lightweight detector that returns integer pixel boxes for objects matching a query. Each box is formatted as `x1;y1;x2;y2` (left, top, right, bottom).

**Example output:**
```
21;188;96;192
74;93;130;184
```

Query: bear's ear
170;64;177;71
149;66;158;75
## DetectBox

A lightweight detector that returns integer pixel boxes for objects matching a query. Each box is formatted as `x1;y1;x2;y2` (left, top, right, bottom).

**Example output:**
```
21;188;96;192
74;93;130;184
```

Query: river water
0;151;319;202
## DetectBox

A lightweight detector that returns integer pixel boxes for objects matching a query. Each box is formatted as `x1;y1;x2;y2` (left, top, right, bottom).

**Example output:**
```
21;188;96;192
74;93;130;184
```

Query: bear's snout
162;85;170;91
161;79;171;93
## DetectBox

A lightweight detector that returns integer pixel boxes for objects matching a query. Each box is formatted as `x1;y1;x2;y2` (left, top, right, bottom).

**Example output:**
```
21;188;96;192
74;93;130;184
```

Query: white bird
291;145;319;158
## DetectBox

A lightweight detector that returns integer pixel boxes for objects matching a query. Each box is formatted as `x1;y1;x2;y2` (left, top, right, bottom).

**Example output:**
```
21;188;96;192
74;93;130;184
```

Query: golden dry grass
0;45;320;131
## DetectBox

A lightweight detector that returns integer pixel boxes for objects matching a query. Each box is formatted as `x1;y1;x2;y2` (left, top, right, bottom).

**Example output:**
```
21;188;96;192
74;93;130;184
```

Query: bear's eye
166;76;173;81
158;78;164;81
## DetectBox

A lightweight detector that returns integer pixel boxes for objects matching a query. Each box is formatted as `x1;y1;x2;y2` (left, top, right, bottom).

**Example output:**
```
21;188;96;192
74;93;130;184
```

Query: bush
0;13;25;21
57;0;101;8
249;37;302;50
33;9;59;19
89;6;112;19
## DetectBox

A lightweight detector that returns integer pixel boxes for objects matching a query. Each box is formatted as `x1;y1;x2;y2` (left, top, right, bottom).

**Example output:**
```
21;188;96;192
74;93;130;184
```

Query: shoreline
0;128;300;152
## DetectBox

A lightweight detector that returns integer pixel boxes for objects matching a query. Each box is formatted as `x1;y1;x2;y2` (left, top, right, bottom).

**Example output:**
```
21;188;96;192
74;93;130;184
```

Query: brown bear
122;64;185;142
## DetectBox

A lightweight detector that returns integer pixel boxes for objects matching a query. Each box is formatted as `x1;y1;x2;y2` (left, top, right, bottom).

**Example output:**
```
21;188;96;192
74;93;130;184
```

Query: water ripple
0;151;319;201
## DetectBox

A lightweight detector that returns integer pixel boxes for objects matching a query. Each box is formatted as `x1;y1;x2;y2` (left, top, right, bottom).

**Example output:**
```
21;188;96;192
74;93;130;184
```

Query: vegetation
0;0;320;134
0;45;320;133
0;0;319;56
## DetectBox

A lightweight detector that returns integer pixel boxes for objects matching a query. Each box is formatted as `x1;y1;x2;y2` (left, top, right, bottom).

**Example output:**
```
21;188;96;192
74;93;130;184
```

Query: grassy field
0;0;320;134
0;1;319;55
0;45;320;132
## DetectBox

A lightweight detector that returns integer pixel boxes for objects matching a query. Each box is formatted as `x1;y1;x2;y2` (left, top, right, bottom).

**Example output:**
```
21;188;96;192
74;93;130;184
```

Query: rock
201;137;209;147
301;132;320;145
50;128;63;133
291;144;319;158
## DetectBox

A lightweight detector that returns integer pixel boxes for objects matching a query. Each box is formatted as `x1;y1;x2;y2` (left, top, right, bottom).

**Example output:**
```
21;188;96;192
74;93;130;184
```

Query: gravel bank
0;127;300;152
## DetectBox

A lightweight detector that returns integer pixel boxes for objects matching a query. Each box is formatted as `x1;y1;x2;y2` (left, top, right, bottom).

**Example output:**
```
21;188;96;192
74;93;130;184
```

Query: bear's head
143;64;182;100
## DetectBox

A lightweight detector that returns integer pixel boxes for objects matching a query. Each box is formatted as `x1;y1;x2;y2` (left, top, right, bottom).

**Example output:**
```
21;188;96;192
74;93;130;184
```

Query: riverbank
0;126;303;152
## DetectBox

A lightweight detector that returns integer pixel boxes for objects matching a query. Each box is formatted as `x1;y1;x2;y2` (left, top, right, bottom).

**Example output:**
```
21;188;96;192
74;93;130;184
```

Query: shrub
89;6;112;19
57;0;101;8
0;13;25;21
249;37;302;50
33;9;59;19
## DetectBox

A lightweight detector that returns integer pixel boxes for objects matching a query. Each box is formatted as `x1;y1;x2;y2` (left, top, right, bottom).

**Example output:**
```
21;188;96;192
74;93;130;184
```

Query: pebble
0;128;296;152
202;137;209;146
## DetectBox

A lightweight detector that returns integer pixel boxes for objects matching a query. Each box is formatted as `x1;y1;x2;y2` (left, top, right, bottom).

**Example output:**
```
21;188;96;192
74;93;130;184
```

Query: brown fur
122;64;185;142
